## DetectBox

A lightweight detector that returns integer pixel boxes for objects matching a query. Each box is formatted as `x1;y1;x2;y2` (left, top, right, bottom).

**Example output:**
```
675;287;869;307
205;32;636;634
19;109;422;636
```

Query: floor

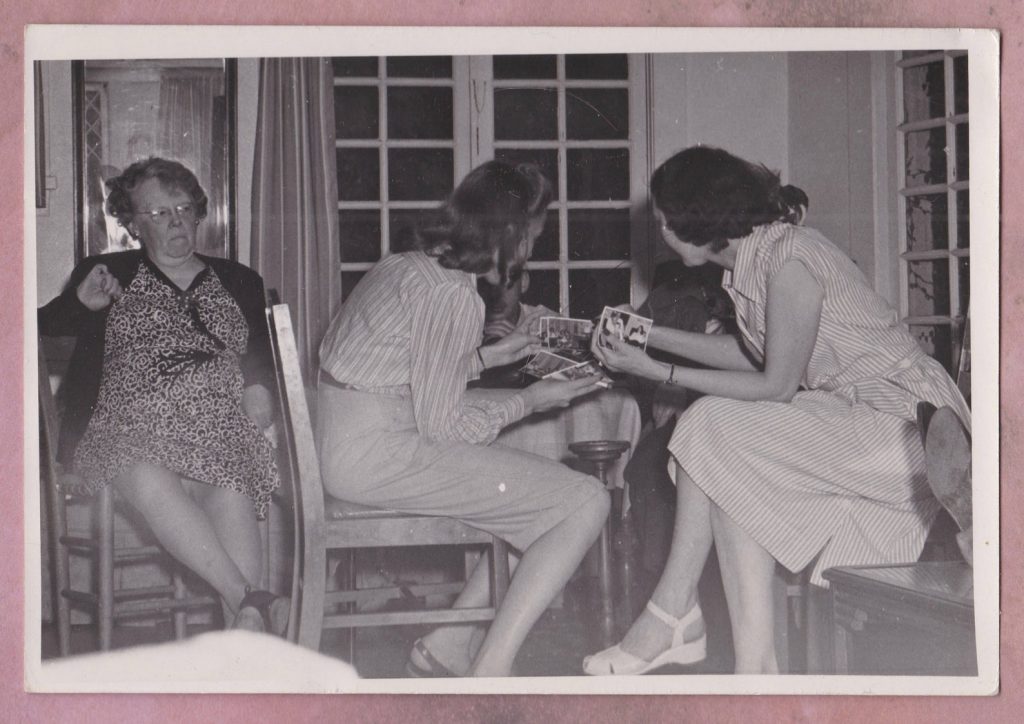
41;566;738;677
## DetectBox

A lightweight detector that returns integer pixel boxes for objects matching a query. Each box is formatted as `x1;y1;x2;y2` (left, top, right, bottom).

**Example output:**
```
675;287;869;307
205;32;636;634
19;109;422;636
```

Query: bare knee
581;483;611;524
113;462;180;508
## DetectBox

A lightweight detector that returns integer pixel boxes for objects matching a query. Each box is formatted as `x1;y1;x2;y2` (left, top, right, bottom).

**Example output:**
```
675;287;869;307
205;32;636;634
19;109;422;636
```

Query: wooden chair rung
323;607;498;629
323;581;465;607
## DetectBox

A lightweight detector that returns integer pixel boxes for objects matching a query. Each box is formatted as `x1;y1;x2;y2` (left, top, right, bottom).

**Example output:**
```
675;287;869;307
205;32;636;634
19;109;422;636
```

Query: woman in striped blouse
584;146;969;675
318;160;610;677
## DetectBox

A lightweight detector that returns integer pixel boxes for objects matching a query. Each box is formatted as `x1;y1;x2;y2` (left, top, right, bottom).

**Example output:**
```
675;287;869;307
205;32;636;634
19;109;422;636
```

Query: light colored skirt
316;384;606;552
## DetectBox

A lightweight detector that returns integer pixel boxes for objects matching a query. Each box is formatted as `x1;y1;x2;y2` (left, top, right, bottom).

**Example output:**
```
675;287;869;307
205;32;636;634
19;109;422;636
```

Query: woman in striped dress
318;160;610;677
584;146;969;675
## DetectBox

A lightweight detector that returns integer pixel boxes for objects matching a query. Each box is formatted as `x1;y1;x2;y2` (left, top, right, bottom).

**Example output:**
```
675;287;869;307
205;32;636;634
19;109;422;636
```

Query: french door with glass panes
332;54;651;319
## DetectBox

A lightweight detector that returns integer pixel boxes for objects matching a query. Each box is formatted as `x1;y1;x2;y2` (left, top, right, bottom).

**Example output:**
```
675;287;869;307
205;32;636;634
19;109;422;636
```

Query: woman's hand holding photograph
479;307;545;368
591;328;662;380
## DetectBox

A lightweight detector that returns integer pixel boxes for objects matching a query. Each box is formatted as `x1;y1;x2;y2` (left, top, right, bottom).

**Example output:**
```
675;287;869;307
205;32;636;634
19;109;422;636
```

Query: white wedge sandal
582;600;706;675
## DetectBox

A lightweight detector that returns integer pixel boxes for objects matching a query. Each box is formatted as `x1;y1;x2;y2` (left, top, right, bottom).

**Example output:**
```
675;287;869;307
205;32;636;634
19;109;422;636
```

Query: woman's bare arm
647;325;759;372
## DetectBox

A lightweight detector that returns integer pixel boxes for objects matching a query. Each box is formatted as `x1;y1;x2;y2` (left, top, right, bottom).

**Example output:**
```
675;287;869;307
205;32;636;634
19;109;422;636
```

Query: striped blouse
319;251;527;445
722;222;970;427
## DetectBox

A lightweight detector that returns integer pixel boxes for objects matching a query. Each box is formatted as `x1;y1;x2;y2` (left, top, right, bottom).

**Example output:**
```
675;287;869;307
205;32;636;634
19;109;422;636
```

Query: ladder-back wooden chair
39;336;218;655
266;303;511;660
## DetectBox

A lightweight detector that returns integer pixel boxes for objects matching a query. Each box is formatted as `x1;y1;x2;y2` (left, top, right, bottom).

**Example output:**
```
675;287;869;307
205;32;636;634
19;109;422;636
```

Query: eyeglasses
134;203;196;225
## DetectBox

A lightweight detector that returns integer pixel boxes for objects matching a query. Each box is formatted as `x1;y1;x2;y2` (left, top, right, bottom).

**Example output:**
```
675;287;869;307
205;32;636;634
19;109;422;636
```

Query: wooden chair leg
46;477;72;656
490;538;510;607
297;543;328;652
596;519;615;648
345;549;357;665
97;487;115;651
173;569;187;640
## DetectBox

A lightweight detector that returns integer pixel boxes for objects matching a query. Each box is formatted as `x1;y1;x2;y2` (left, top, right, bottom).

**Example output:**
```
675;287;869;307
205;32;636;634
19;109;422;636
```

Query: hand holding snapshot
522;374;605;414
590;329;660;379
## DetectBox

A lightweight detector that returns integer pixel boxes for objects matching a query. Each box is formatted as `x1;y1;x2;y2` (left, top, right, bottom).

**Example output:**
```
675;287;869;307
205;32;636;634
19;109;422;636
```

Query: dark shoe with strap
925;406;972;566
235;587;290;637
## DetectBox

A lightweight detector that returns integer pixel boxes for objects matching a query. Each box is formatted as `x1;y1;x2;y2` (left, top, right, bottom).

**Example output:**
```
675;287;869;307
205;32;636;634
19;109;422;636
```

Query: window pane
567;149;630;201
905;194;949;252
569;268;630;319
566;88;628;140
337;148;380;201
332;57;378;78
528;210;560;262
521;269;560;312
903;61;945;122
494;88;558;140
907;259;950;317
339;210;381;263
956;191;970;249
902;50;941;59
389;208;443;253
494;148;560;201
954;55;968;115
388;148;453;201
909;324;954;374
955;123;969;181
565;54;628;80
388;86;452;139
334;86;378;140
341;270;368;303
493;55;557;79
386;56;452;78
958;256;970;316
568;209;630;260
904;127;948;187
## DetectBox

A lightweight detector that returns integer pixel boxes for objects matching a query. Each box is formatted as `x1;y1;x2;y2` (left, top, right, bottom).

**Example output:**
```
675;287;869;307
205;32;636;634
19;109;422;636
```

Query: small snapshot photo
521;349;580;379
541;316;594;360
598;306;653;350
546;360;613;388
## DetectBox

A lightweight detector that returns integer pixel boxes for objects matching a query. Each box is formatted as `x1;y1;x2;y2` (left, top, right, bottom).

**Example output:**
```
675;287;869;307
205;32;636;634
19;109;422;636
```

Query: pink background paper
3;2;1020;719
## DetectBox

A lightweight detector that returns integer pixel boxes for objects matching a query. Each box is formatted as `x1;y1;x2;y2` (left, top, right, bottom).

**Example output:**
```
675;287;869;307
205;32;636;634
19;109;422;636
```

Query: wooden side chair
266;303;511;661
39;336;218;655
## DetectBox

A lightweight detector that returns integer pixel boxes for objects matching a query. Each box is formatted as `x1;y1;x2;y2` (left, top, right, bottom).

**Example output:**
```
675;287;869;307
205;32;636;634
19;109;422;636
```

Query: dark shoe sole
925;406;972;534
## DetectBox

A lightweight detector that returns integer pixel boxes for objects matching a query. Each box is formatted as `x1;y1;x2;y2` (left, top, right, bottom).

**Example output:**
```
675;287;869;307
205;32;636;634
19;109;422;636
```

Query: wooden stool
568;440;632;648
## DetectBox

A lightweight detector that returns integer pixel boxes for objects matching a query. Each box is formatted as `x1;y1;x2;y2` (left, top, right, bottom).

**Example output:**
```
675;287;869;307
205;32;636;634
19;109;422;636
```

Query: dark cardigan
37;249;274;467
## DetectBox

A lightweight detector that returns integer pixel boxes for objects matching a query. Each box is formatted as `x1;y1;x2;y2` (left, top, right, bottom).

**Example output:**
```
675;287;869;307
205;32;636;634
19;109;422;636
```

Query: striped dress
667;223;970;586
317;251;605;551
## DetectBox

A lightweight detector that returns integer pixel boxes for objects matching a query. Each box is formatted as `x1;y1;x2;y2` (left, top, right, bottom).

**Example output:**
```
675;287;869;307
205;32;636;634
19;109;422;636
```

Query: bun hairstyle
417;160;552;285
650;146;810;250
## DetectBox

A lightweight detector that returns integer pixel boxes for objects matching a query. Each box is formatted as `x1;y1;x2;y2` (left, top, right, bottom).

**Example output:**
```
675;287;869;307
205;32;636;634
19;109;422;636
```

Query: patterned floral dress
73;259;279;518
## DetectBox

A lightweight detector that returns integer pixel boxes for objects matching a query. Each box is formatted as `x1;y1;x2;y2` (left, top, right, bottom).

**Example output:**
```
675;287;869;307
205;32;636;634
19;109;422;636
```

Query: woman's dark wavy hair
105;157;208;235
416;160;552;284
650;146;809;251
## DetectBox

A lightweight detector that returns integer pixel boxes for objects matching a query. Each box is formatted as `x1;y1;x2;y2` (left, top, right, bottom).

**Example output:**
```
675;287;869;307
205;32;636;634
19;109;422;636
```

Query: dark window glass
521;269;560;312
494;148;559;201
388;148;453;201
903;62;945;122
907;259;951;317
389;208;443;253
956;191;970;249
565;54;628;80
909;324;953;375
337;148;380;201
568;209;631;260
339;210;381;263
569;268;630;319
956;123;969;181
954;55;969;115
386;56;452;78
388;86;453;139
905;194;949;252
332;57;378;78
528;210;560;262
904;127;948;187
493;55;558;79
566;88;628;140
902;50;941;59
958;257;970;316
341;270;368;302
334;86;378;140
567;148;630;201
494;88;558;140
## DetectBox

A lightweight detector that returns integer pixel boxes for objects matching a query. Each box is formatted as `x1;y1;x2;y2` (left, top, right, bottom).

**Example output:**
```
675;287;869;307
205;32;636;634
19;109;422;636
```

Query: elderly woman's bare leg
710;506;778;673
113;462;254;614
469;487;610;677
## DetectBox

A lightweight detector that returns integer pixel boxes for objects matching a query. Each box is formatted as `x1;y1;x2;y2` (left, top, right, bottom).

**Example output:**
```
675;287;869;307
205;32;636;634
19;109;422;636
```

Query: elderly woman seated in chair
38;157;287;634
